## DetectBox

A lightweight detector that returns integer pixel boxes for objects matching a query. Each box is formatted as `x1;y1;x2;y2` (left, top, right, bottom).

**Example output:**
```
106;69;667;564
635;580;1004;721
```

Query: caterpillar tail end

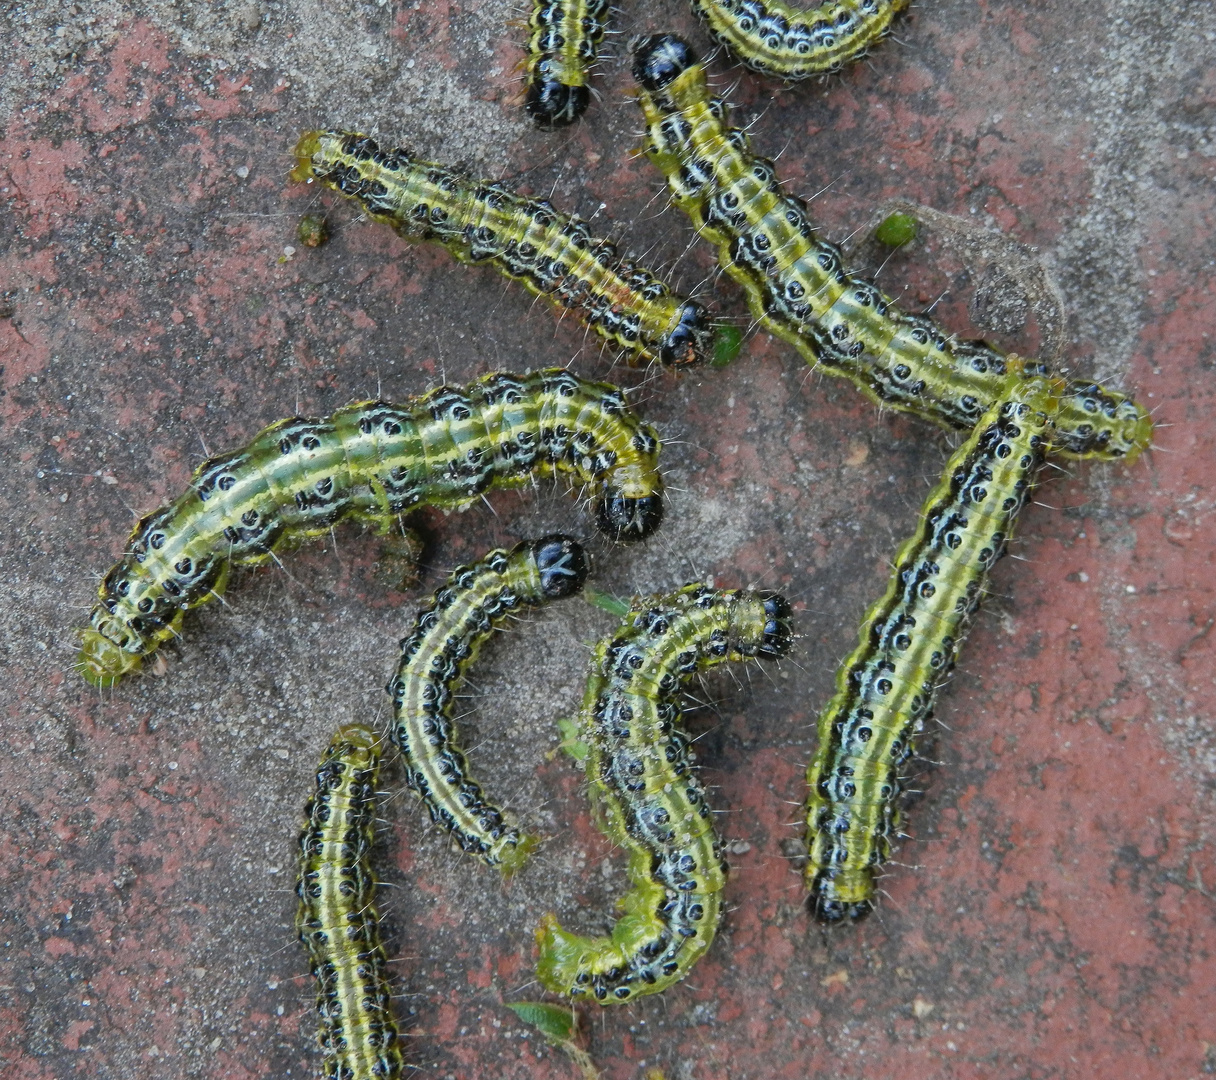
495;833;542;879
76;630;142;688
804;867;876;924
289;130;326;184
533;913;587;995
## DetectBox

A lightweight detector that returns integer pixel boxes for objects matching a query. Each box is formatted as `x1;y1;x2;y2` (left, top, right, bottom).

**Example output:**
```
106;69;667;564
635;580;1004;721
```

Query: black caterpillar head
632;34;697;92
530;535;591;599
596;492;664;541
660;301;712;367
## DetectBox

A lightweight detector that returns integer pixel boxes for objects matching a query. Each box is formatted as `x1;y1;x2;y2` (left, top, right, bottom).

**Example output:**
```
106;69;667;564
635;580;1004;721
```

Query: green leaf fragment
874;212;918;248
504;1001;578;1044
711;324;744;367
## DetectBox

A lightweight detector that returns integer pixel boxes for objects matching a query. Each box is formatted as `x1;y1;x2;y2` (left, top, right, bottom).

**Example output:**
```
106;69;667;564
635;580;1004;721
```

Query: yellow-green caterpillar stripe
805;376;1060;921
291;131;712;368
536;584;792;1003
296;724;405;1080
524;0;610;127
386;536;589;874
689;0;909;80
77;370;664;689
630;36;1153;463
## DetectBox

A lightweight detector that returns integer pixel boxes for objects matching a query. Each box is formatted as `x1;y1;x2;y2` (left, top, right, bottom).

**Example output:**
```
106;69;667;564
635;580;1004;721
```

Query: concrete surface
1;1;1214;1077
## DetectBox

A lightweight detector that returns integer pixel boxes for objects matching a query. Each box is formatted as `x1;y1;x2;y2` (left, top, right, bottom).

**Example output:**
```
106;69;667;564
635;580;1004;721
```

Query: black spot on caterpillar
536;584;792;1002
386;535;590;874
77;369;663;688
805;376;1059;921
296;724;405;1080
630;34;1153;463
689;0;909;81
291;130;713;369
524;0;610;127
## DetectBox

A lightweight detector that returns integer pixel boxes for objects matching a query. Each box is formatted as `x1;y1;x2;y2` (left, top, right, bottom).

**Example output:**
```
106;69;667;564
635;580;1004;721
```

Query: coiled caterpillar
387;535;589;874
78;370;663;687
630;34;1152;463
536;584;792;1002
689;0;909;81
296;724;405;1080
805;376;1059;920
292;130;713;368
523;0;610;127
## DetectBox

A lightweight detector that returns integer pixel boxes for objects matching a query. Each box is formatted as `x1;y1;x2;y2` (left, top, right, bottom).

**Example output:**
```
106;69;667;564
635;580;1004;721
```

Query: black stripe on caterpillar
386;535;589;873
629;34;1153;464
689;0;909;81
524;0;611;127
805;376;1059;920
77;369;663;688
291;130;713;369
296;724;405;1080
536;584;792;1002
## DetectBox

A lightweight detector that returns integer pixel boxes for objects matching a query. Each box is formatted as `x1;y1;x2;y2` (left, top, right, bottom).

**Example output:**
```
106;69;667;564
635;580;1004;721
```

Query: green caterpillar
523;0;610;127
536;584;792;1002
806;376;1059;920
630;34;1153;463
689;0;909;81
77;370;663;688
292;130;713;368
296;724;404;1080
387;536;589;874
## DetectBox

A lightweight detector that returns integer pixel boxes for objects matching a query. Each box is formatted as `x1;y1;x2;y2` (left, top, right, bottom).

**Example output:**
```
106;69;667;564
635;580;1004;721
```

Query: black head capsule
597;492;664;541
531;535;590;598
631;34;697;92
660;301;712;367
525;78;590;129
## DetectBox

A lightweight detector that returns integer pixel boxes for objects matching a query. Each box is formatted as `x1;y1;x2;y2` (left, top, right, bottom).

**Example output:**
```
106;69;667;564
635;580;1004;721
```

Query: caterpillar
387;535;590;874
630;35;1154;463
291;131;713;369
296;724;405;1080
523;0;611;127
77;369;664;688
805;376;1059;921
689;0;910;81
536;584;793;1002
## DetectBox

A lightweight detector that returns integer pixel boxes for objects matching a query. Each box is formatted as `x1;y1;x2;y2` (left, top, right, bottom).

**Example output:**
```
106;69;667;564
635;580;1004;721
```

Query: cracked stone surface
2;1;1214;1078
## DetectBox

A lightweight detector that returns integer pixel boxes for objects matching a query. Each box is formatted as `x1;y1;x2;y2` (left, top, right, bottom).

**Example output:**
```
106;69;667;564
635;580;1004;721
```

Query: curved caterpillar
805;376;1059;920
536;584;792;1003
689;0;909;81
630;35;1153;463
387;535;590;874
291;131;712;369
77;370;664;688
524;0;610;127
296;724;405;1080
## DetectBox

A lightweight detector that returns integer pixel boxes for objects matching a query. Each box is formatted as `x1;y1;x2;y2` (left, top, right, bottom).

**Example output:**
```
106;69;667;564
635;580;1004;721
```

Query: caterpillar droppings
524;0;610;127
630;34;1153;463
805;376;1060;920
77;370;663;688
296;724;405;1080
536;584;792;1002
387;535;590;874
292;131;713;368
689;0;909;81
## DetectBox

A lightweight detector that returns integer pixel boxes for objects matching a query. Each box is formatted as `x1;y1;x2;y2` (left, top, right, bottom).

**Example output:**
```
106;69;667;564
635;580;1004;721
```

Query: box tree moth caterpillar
536;584;792;1002
630;34;1152;463
78;370;663;687
689;0;909;81
805;376;1059;919
387;535;589;874
292;130;713;368
523;0;610;127
296;724;405;1080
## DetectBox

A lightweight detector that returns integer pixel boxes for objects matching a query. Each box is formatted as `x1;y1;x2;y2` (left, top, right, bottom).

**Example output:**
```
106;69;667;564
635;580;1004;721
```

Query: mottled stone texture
1;1;1213;1078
